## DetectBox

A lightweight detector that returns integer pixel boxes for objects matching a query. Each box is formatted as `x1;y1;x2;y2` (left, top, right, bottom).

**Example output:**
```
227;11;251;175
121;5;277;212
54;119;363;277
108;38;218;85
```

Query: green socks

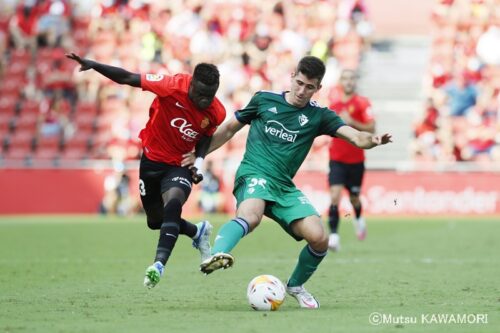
288;245;327;287
212;218;250;254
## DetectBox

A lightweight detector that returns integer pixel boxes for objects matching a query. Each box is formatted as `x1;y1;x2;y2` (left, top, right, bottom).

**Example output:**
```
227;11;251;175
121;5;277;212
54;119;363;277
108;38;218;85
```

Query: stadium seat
0;94;17;112
4;145;33;160
0;127;10;148
35;135;62;150
19;99;41;115
33;146;61;160
3;130;34;160
0;74;26;95
73;113;97;131
10;49;31;63
7;130;35;150
60;146;89;160
62;129;92;150
0;113;14;132
13;113;39;131
75;101;98;115
5;59;30;76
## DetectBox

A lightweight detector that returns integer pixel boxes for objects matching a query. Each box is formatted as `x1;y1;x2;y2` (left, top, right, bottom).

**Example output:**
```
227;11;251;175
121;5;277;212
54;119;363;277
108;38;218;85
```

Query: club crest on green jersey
298;114;309;126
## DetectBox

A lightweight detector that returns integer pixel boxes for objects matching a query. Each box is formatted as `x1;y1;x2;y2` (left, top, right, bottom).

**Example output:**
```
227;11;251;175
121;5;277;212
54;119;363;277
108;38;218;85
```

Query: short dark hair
297;56;326;83
193;63;220;86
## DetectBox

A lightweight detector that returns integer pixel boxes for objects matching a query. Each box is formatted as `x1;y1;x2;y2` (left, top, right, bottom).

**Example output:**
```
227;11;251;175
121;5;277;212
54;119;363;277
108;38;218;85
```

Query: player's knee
243;215;261;231
330;189;342;204
330;197;341;206
349;194;361;206
146;216;162;230
303;221;328;251
236;206;264;231
163;198;183;221
311;229;328;249
145;205;163;230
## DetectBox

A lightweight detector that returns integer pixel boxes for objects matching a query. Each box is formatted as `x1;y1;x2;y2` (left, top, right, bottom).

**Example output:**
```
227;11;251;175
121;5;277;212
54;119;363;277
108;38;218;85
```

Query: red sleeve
140;73;178;97
205;102;226;137
359;97;374;123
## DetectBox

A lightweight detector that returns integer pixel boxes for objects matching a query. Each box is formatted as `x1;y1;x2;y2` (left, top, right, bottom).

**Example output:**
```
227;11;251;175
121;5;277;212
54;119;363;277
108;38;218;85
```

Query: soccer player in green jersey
188;56;392;308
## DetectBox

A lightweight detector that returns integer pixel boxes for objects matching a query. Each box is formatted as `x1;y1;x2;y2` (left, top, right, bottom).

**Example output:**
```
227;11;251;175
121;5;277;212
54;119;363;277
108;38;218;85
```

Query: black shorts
328;161;365;195
139;154;193;214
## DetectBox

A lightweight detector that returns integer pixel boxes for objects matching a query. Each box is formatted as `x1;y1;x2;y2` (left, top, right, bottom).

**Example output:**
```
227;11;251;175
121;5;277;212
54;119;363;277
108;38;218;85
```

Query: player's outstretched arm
181;116;245;167
66;53;140;87
208;116;245;153
336;125;392;149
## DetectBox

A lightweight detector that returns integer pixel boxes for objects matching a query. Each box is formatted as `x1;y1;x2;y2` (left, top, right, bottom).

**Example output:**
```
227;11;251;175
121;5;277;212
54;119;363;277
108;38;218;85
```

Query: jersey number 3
139;179;146;196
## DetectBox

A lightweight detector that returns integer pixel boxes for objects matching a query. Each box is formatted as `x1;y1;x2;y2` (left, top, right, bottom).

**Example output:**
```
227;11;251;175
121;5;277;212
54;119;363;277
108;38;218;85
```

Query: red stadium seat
0;127;10;148
10;49;31;63
19;99;41;115
73;112;96;131
13;113;39;131
5;60;30;76
60;146;89;160
0;95;17;113
0;113;14;131
75;101;98;115
32;146;61;160
0;74;26;95
62;129;92;149
36;135;62;150
7;129;35;149
4;146;32;160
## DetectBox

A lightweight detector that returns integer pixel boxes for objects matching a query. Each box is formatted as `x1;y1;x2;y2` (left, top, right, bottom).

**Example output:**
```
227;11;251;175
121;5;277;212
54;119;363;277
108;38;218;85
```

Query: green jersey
235;90;345;185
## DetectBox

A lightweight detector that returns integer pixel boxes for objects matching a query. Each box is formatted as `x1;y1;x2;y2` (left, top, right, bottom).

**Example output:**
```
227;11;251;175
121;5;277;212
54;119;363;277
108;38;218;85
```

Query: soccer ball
246;274;286;311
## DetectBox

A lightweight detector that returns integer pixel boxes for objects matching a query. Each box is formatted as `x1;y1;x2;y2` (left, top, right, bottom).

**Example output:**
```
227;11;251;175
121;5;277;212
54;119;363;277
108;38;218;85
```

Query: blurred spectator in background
36;0;71;48
335;0;372;44
37;92;72;139
8;0;39;51
1;0;373;168
415;0;500;163
42;57;76;103
100;164;134;216
198;160;223;213
444;73;478;117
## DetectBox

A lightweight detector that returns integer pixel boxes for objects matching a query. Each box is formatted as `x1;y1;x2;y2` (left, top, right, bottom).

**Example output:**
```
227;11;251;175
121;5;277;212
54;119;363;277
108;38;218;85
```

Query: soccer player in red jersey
66;53;226;288
327;69;375;251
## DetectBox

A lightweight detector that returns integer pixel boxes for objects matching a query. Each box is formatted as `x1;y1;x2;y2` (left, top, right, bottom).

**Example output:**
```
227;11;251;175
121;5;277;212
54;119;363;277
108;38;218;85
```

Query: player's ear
187;81;195;98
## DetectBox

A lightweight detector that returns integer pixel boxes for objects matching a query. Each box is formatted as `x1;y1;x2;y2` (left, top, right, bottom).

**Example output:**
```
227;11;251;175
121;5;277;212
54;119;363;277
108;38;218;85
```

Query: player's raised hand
65;53;93;72
373;133;392;145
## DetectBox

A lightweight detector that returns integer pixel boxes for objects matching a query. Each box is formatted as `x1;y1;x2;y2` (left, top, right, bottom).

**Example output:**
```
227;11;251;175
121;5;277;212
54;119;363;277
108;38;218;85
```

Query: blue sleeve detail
331;124;346;137
235;111;251;124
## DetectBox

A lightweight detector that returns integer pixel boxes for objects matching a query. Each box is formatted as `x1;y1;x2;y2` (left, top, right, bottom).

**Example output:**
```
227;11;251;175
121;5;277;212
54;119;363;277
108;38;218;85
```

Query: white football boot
192;220;213;261
328;233;341;252
353;217;366;240
286;284;320;309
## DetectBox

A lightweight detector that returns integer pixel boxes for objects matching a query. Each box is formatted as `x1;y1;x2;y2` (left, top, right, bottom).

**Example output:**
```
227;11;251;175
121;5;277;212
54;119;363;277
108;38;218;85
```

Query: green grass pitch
0;214;498;333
